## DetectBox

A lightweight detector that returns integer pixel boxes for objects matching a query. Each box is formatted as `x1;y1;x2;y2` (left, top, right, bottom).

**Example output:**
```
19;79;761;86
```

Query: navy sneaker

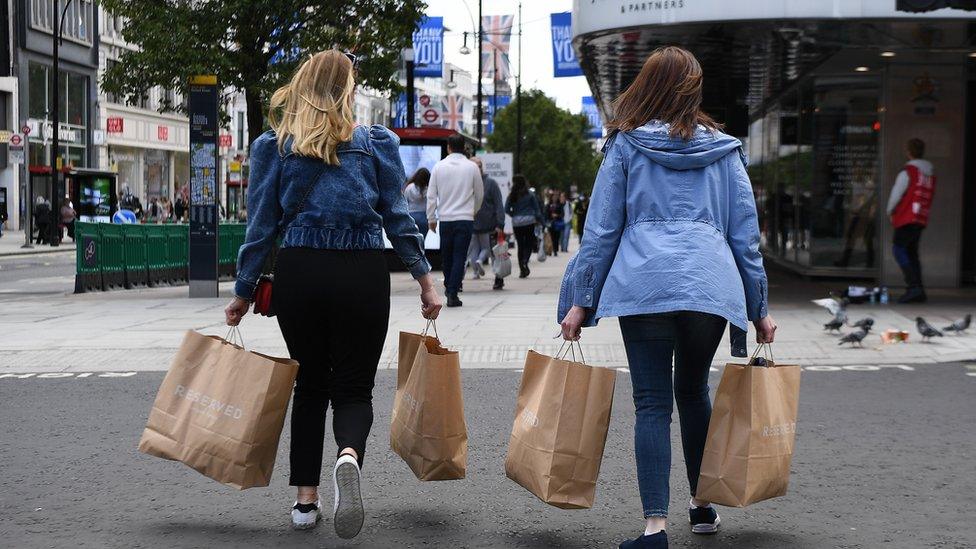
619;530;668;549
689;505;720;534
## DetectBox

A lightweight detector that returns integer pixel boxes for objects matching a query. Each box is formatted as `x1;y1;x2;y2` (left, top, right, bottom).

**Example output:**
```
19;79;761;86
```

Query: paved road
1;364;972;549
0;250;74;297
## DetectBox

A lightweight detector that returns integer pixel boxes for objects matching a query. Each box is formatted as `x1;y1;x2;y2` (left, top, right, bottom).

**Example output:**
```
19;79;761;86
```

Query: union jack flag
481;15;513;82
441;95;464;132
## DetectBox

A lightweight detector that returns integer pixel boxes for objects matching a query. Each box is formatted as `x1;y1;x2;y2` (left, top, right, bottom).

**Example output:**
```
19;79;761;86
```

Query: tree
486;90;602;195
101;0;427;149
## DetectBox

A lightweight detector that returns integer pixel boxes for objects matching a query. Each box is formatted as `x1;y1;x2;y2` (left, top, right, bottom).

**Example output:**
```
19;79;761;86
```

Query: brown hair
607;46;721;140
906;138;925;159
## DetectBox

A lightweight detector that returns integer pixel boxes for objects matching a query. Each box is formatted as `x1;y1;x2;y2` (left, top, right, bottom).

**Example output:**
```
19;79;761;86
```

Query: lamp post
49;0;74;247
515;1;522;174
476;0;483;144
403;47;415;128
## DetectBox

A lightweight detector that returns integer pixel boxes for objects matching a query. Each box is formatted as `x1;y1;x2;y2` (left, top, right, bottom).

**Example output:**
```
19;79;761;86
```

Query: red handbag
252;274;275;316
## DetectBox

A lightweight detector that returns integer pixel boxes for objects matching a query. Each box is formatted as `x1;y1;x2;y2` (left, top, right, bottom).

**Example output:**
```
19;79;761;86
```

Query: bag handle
421;318;440;341
224;325;246;349
749;342;774;365
555;339;586;364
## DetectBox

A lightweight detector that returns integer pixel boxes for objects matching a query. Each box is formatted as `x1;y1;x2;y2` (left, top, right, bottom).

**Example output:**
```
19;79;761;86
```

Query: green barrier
165;224;188;283
74;222;247;292
73;222;103;293
120;224;149;288
145;224;169;286
98;224;126;289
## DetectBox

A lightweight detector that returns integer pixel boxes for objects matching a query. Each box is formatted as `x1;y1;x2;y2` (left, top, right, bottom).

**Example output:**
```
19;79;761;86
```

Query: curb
0;248;74;258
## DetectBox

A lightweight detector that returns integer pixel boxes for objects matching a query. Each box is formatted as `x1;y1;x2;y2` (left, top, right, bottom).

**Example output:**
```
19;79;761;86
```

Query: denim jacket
557;121;768;332
505;192;543;226
235;125;431;300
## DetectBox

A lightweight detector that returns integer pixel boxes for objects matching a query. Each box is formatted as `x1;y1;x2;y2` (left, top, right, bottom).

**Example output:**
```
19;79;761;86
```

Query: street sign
419;94;431;107
188;75;220;298
7;133;24;164
422;108;440;125
0;130;11;143
21;124;30;135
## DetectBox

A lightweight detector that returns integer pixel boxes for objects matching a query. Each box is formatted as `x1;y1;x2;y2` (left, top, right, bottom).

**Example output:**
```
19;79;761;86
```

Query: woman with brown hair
224;50;442;538
558;46;776;549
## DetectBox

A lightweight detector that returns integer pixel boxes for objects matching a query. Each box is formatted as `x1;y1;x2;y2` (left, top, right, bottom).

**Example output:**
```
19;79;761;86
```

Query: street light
446;69;458;89
459;32;471;56
49;0;75;247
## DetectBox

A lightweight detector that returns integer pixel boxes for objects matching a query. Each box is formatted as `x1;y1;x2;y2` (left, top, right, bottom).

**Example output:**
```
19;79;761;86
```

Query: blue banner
550;12;583;78
393;93;408;128
486;95;512;134
582;96;602;139
413;16;444;78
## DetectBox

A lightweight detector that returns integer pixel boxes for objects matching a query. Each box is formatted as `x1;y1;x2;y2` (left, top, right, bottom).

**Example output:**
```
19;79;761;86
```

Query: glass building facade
573;2;976;287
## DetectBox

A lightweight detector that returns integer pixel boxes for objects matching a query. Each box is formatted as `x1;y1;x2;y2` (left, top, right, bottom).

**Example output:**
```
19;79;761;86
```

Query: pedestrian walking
887;138;934;304
558;46;776;549
174;194;187;222
403;167;430;237
545;193;564;258
469;156;506;290
224;50;442;539
426;134;484;308
33;197;50;244
574;195;589;244
60;199;77;241
559;191;572;252
505;175;544;278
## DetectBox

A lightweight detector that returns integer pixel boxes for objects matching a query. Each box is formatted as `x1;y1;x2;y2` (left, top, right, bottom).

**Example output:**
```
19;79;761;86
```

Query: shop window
30;0;94;45
28;63;47;118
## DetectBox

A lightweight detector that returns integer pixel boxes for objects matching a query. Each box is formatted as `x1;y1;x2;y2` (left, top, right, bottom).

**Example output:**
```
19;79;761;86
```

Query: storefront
572;0;976;287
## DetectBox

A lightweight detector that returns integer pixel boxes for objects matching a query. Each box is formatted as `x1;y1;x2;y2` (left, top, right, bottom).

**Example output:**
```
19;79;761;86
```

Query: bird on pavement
838;328;869;347
823;317;845;333
916;317;944;342
943;314;972;334
851;317;874;330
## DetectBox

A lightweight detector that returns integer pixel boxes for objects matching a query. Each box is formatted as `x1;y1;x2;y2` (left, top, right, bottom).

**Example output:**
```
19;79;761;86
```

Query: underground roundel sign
422;108;440;125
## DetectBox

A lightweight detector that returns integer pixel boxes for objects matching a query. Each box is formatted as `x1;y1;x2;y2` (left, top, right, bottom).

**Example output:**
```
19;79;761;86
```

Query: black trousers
273;247;390;486
892;224;924;289
513;224;536;269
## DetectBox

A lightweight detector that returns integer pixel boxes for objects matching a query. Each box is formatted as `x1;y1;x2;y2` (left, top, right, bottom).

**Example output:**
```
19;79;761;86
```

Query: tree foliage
486;90;601;195
101;0;427;148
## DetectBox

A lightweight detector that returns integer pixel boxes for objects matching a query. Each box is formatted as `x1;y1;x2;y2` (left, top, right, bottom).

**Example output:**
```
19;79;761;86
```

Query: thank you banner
582;96;602;139
550;12;583;77
413;16;444;78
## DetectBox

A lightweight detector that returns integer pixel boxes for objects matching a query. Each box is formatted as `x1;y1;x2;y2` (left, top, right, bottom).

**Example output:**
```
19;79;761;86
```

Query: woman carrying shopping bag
224;50;442;538
505;175;544;279
558;46;776;549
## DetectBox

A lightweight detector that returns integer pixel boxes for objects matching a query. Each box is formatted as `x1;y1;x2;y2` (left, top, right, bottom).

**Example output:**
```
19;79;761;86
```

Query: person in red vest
886;138;935;304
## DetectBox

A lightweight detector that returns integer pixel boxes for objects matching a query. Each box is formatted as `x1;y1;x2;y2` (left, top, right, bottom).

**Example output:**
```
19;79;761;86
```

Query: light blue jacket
557;121;768;331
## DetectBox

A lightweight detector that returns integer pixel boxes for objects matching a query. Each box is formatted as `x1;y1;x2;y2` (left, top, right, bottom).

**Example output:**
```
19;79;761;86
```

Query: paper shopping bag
696;356;801;507
138;330;298;490
390;330;467;480
504;349;616;509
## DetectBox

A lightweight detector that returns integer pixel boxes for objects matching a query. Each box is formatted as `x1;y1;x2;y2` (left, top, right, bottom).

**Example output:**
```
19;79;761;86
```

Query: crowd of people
403;159;590;286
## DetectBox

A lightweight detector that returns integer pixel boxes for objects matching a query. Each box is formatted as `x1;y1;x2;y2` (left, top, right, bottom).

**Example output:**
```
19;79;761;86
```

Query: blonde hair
268;50;356;165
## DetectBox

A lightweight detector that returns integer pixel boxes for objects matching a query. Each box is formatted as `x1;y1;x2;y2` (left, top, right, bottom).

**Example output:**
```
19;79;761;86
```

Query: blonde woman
224;50;442;537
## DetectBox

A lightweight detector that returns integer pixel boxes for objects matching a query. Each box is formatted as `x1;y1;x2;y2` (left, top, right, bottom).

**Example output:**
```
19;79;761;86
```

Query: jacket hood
907;158;934;176
619;121;743;170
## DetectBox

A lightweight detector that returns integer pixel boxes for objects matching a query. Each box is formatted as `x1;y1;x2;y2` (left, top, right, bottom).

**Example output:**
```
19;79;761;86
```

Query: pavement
2;243;976;548
0;232;75;257
2;242;976;374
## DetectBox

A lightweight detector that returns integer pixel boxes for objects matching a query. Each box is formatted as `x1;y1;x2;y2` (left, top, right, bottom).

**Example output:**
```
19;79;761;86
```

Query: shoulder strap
280;160;328;232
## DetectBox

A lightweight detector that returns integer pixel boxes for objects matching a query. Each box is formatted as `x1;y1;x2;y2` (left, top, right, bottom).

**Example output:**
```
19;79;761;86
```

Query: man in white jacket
427;134;484;307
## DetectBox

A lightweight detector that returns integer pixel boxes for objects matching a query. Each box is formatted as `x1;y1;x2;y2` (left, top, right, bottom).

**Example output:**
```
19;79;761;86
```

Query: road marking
0;372;138;379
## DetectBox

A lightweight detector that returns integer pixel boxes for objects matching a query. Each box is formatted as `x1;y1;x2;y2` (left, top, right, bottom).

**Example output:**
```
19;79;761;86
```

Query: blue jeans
619;311;727;518
409;211;428;239
439;220;473;295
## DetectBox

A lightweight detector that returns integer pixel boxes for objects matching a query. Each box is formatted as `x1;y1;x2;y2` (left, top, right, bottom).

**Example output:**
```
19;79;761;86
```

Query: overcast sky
421;0;593;114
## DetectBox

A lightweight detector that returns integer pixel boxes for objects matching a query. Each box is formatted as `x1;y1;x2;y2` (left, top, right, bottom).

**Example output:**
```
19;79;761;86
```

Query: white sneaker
333;454;364;539
291;500;321;530
473;261;485;278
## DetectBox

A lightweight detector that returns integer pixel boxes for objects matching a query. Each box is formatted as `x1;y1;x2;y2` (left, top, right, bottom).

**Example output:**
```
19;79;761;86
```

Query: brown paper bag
138;330;298;490
390;330;467;480
504;349;616;509
696;356;801;507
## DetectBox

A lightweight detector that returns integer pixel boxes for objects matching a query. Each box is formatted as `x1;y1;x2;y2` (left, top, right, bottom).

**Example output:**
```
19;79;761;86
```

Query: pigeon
823;318;844;333
916;317;944;341
838;328;869;347
851;317;874;330
943;314;972;334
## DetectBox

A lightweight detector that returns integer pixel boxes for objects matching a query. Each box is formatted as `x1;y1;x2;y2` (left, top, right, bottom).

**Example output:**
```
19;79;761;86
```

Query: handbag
249;161;328;317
